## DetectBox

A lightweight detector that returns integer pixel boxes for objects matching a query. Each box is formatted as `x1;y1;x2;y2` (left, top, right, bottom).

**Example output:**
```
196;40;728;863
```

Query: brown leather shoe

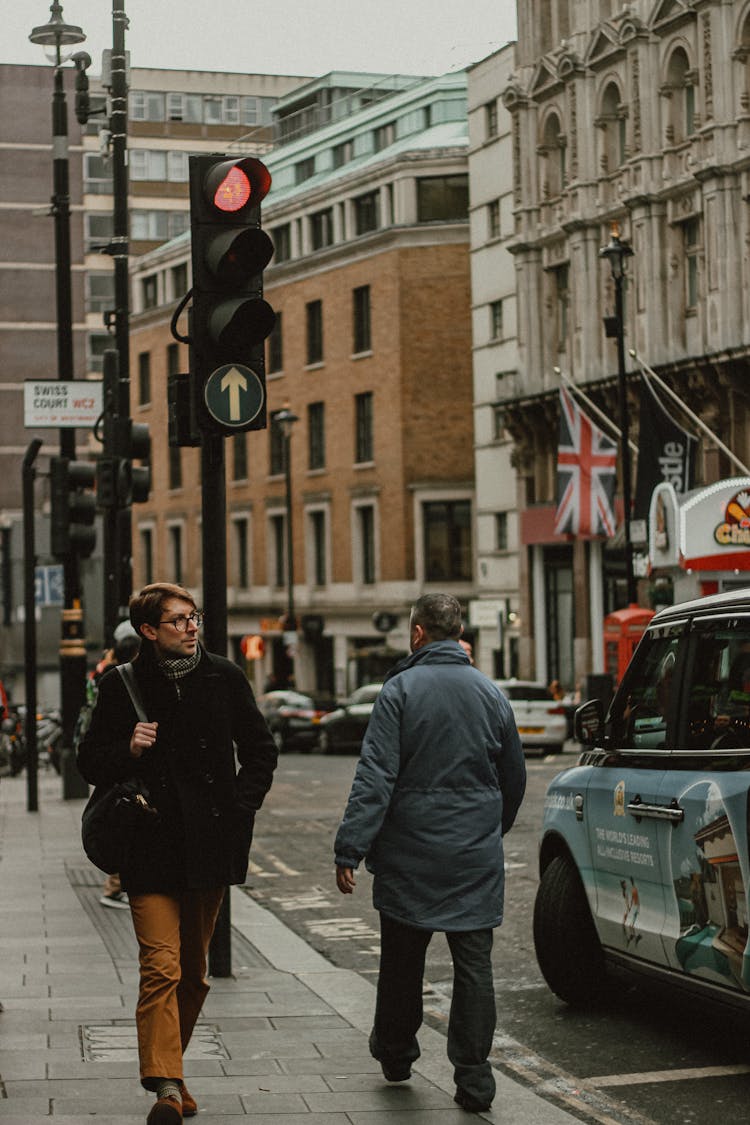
146;1094;182;1124
179;1081;197;1117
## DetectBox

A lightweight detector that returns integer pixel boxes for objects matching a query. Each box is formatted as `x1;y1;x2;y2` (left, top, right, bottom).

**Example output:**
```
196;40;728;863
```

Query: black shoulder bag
81;663;159;875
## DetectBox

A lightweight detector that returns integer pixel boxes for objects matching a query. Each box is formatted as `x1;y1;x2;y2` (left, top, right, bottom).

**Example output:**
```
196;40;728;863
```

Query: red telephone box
603;605;655;684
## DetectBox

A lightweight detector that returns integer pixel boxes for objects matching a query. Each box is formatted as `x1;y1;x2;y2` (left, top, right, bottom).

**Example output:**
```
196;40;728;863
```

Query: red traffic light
204;157;272;215
241;634;265;659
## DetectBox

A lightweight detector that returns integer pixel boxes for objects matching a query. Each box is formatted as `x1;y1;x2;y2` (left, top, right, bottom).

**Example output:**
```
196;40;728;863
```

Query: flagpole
554;367;638;455
630;349;750;477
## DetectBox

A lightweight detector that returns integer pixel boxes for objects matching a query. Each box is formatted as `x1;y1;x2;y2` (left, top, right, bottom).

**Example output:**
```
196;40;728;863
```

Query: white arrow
220;366;247;421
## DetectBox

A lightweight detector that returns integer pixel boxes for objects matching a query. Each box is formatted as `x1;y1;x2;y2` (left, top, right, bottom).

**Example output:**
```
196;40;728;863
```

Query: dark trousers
370;912;497;1105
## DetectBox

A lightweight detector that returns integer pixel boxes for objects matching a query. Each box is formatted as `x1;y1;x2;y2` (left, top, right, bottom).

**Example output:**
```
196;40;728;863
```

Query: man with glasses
78;583;277;1124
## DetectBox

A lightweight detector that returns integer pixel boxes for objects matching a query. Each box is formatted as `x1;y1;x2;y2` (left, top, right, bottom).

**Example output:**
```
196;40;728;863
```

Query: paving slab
0;772;580;1123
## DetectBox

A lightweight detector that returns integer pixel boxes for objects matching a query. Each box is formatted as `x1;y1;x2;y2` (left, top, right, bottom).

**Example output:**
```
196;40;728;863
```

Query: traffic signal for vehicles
188;153;276;435
96;423;151;510
50;457;96;559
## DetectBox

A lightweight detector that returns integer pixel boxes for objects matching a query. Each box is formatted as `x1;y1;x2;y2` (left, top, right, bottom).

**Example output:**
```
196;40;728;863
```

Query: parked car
494;679;568;754
316;682;383;754
534;587;750;1015
257;690;335;752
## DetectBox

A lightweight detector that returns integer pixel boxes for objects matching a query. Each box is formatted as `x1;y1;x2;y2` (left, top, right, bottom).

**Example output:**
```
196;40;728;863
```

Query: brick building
129;70;476;697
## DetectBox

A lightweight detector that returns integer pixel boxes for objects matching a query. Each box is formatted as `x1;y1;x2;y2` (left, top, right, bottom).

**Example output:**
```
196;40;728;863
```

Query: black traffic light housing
96;420;151;510
50;457;96;559
188;154;276;435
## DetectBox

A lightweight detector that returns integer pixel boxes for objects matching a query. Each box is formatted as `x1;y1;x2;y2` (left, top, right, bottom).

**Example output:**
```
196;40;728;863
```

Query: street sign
35;564;64;607
203;364;265;430
24;380;102;428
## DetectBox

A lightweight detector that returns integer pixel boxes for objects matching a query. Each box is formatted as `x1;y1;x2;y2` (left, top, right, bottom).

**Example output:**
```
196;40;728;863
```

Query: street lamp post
30;2;90;796
275;406;298;678
599;222;636;606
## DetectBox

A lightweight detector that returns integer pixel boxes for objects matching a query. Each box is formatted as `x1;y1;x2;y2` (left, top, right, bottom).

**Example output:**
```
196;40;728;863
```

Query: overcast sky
8;2;517;78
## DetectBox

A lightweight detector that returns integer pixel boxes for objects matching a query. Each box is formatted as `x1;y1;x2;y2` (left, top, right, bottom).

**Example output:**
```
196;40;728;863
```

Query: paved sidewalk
0;772;579;1123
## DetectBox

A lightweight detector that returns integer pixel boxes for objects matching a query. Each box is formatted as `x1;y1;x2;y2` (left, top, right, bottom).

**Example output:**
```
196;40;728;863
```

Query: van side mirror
574;699;604;746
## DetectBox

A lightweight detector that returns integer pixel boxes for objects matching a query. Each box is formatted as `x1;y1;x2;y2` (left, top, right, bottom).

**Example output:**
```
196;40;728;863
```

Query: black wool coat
77;644;277;894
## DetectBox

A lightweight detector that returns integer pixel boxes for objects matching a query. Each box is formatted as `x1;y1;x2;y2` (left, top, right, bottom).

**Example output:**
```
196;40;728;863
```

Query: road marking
263;852;301;876
305;917;380;942
591;1063;750;1087
247;860;278;879
270;890;331;911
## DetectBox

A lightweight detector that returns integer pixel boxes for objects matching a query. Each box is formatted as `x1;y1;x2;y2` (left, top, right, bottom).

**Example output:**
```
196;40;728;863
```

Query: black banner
634;379;698;519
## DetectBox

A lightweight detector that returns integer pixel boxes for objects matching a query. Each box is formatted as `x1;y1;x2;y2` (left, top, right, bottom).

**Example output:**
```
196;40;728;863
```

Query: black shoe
381;1060;412;1082
454;1088;493;1113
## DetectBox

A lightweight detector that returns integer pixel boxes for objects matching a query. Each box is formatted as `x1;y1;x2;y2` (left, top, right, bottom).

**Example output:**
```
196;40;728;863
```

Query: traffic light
96;422;151;510
50;457;96;559
189;153;276;435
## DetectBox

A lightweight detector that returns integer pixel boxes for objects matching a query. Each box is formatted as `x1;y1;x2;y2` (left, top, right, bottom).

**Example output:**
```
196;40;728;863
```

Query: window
307;402;325;470
131;211;168;241
267;312;283;374
373;121;396;151
270;514;285;587
554;264;569;349
306;300;323;365
496;512;508;551
233;517;249;588
490;300;503;341
85;213;113;250
166;342;180;378
142;275;158;310
488;199;501;239
86;272;114;315
84;153;113;193
269;411;285;476
684;217;701;311
310;207;334;250
140;527;154;585
167;151;189;182
295;156;316;184
309;510;327;587
485;100;498;138
203;95;239;125
168;446;182;490
232;432;247;480
416;175;469;222
171;263;188;299
138;352;151;407
355;391;374;463
333;139;353;168
353;285;371;353
130;91;164;121
358;505;376;585
665;48;696;144
599;83;626;172
271;223;291;263
169;525;183;585
88;332;110;373
131;149;167;181
423;500;472;582
354;191;379;236
166;92;203;122
541;114;565;197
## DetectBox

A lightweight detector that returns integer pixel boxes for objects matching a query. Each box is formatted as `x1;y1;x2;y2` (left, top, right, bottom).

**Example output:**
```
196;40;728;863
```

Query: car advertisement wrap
543;766;750;998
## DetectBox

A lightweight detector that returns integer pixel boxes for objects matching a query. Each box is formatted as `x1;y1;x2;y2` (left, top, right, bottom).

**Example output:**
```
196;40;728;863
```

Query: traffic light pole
51;51;88;797
201;434;232;977
109;0;131;631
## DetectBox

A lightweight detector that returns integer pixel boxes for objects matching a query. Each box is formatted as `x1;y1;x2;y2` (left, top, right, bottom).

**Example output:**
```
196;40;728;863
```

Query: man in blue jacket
334;593;526;1114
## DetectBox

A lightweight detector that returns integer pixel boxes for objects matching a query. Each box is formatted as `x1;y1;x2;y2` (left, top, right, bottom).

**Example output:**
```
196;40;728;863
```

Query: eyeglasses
158;612;204;632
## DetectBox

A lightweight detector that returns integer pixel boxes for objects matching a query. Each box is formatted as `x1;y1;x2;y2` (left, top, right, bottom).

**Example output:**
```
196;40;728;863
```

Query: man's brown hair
129;582;196;634
410;593;463;641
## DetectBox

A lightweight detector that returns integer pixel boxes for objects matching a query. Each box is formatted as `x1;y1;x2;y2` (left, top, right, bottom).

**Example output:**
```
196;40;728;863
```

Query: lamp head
30;2;86;64
599;219;633;281
275;404;299;440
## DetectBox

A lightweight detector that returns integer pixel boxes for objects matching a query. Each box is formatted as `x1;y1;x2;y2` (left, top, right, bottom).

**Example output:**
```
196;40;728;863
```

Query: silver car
493;679;568;754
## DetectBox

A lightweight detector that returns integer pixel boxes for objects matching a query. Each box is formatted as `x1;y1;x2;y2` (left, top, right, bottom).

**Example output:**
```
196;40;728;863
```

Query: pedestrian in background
98;623;142;910
78;582;277;1125
334;593;526;1114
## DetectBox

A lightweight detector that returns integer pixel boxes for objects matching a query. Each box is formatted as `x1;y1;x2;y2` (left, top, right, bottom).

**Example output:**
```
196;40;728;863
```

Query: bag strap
116;662;149;723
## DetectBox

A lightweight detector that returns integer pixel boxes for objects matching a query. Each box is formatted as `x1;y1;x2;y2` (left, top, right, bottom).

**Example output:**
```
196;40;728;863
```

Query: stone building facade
489;0;750;691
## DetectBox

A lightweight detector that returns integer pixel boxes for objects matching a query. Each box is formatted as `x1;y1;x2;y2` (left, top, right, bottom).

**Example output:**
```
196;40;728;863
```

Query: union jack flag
554;387;617;538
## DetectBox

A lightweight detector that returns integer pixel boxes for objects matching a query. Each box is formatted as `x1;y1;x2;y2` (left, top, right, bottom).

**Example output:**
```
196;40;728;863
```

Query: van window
684;619;750;751
608;628;682;750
